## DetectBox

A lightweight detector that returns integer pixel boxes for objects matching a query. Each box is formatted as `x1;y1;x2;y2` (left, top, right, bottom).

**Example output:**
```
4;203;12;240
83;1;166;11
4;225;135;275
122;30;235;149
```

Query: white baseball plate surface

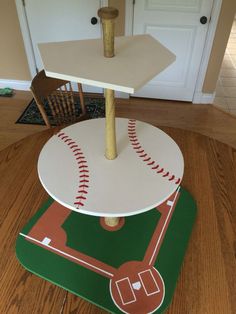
38;118;184;217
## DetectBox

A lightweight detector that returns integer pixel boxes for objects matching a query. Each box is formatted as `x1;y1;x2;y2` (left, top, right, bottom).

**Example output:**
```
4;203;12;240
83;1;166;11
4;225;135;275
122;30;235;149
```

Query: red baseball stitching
128;120;181;184
57;132;89;209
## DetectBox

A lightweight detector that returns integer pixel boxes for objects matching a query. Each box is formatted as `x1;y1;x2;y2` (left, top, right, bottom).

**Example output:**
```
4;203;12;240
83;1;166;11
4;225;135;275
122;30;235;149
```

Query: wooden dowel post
98;7;119;161
105;88;117;159
98;7;119;58
104;217;120;227
98;7;120;227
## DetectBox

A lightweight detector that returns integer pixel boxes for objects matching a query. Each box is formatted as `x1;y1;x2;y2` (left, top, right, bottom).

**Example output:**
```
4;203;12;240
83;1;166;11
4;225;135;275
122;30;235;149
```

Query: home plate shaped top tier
38;34;175;93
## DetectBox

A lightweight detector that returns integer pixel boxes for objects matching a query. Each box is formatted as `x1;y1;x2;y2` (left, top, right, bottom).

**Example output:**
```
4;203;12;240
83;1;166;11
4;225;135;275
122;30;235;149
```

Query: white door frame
125;0;222;104
15;0;108;79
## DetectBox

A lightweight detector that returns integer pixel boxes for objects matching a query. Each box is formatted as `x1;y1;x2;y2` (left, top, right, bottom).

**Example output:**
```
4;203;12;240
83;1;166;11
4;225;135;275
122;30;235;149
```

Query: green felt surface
63;208;161;268
16;187;197;313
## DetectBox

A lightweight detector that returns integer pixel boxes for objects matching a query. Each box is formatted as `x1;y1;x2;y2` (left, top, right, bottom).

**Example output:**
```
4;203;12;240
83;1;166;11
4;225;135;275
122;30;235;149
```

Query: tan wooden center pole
104;88;117;160
98;7;119;161
98;7;119;58
98;7;120;228
104;217;120;228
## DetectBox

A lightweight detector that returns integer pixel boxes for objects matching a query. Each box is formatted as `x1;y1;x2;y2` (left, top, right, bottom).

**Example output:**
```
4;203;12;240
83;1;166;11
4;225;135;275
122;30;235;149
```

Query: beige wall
203;0;236;92
1;0;236;94
0;0;31;80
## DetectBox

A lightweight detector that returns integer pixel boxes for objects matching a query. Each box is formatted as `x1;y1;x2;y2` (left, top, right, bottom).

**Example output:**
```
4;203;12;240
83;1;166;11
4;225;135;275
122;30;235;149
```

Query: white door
132;0;214;101
25;0;106;93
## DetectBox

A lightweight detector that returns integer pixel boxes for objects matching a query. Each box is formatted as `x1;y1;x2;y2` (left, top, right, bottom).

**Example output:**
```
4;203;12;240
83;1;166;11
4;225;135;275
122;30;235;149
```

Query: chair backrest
30;70;85;127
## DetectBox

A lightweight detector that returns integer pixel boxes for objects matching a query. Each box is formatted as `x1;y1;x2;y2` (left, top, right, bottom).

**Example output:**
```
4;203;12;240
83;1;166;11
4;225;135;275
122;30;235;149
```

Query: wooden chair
30;70;86;127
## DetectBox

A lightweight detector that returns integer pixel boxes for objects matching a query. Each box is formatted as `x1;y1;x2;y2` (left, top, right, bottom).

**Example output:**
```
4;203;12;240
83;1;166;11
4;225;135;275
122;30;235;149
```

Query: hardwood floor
0;91;47;151
1;91;236;151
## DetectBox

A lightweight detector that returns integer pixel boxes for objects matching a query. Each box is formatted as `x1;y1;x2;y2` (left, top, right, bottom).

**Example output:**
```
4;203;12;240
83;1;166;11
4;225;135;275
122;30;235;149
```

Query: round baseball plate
38;118;184;217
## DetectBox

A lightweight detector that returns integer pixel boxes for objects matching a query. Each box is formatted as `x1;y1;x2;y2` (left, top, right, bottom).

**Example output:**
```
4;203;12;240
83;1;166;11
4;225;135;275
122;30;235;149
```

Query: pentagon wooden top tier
38;34;175;93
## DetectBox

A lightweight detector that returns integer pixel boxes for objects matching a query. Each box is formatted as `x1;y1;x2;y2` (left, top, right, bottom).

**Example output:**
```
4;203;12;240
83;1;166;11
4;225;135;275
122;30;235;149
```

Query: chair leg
31;88;51;127
78;83;86;115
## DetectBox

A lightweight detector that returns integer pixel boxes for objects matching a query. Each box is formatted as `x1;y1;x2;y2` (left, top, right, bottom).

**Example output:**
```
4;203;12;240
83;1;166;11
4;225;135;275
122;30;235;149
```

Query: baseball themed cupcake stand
16;8;197;314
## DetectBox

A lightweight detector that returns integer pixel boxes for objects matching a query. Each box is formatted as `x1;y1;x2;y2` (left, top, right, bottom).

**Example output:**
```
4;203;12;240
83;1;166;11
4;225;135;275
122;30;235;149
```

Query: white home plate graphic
38;118;184;217
132;282;141;290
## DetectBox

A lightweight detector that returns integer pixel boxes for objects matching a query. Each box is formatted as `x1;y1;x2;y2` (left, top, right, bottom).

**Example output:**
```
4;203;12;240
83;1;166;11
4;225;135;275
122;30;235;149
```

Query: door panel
133;0;214;101
145;25;196;86
146;0;203;12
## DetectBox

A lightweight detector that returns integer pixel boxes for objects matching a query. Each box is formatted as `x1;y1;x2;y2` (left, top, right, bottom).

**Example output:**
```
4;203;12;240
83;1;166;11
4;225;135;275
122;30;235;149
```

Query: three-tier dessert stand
17;8;197;314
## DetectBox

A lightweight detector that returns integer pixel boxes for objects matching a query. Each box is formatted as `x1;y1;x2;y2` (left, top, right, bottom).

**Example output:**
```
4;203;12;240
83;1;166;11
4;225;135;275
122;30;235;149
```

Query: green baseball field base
16;187;197;314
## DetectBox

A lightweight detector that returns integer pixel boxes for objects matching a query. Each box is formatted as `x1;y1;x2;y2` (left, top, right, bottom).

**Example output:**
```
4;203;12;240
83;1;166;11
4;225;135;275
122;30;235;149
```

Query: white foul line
149;186;180;266
19;232;114;278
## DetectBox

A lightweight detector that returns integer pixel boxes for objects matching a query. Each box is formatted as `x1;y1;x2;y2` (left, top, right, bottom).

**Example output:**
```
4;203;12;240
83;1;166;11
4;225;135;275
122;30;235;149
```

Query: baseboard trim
115;91;130;99
0;79;31;91
192;92;215;104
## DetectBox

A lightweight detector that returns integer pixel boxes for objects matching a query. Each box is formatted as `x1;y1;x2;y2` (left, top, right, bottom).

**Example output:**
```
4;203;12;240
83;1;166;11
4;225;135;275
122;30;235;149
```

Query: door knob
200;16;208;24
91;17;98;25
